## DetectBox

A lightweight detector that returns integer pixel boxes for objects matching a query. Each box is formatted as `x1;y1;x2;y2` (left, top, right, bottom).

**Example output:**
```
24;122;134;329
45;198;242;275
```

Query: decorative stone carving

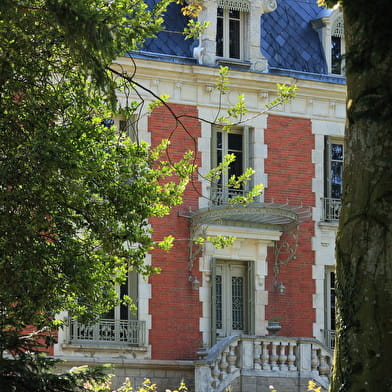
216;0;250;12
261;0;278;13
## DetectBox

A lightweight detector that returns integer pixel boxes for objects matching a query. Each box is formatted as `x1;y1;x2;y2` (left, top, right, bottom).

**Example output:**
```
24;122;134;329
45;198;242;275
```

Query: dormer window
216;6;247;60
330;15;344;75
312;7;345;75
195;0;277;70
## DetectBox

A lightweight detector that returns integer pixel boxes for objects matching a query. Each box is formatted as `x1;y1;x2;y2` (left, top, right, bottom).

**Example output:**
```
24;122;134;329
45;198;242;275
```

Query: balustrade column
227;343;238;373
311;348;320;372
319;352;330;376
270;341;279;371
287;342;297;371
278;342;288;371
261;341;271;370
219;350;229;379
254;340;262;370
211;361;220;388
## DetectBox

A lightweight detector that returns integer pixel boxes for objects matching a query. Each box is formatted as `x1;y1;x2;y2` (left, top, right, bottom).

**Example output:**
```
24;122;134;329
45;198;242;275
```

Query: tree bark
330;1;392;391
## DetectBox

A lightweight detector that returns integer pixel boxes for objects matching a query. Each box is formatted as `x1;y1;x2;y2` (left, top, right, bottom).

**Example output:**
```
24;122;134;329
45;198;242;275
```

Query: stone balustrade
194;335;333;392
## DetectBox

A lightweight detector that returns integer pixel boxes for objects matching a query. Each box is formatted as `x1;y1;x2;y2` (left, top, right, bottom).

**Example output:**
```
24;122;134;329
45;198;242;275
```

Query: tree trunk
330;1;392;391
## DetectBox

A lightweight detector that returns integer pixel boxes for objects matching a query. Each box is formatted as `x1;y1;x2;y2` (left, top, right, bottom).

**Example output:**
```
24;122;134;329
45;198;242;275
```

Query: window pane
229;9;240;19
228;133;243;180
229;151;243;179
229;18;240;59
228;132;242;151
216;131;222;149
120;279;129;321
331;36;342;74
331;143;343;160
216;9;223;57
331;161;343;198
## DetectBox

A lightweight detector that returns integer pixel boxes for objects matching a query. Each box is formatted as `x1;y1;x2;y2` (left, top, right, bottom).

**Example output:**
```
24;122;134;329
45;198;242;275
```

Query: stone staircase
194;335;333;392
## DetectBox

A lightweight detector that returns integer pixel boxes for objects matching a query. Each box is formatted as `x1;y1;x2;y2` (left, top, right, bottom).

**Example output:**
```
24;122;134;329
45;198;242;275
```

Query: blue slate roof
133;0;343;82
261;0;328;74
141;1;196;58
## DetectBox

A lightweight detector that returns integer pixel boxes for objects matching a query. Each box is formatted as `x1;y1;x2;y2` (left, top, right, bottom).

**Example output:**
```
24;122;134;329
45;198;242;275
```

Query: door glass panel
231;276;244;330
216;275;223;330
215;261;247;337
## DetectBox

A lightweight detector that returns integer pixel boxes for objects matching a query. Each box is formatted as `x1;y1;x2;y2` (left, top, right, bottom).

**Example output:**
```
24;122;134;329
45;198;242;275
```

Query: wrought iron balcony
68;318;146;347
322;197;342;221
210;186;246;206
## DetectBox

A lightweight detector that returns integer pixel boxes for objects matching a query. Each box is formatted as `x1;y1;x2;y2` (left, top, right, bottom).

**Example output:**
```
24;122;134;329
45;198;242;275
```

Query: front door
214;260;248;339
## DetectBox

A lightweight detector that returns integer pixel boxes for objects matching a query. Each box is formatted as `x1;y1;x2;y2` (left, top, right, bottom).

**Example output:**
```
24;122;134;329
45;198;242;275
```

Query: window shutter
324;135;331;198
247;261;255;335
211;126;218;168
211;258;217;346
243;126;250;191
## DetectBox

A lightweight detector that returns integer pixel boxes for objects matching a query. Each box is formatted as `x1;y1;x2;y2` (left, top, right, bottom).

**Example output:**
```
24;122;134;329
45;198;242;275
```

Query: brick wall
264;115;315;337
21;325;56;355
148;104;202;360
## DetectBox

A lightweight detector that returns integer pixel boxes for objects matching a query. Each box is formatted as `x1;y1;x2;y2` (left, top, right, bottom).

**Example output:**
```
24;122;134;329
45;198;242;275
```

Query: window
102;117;138;141
325;269;336;349
216;7;246;59
211;260;254;343
323;137;344;221
331;15;345;75
119;117;137;141
331;35;342;75
210;126;251;204
68;271;146;346
311;8;345;75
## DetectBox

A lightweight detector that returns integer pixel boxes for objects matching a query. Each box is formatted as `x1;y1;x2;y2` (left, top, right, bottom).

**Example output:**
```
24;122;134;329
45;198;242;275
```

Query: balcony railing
326;329;335;350
68;319;146;347
322;198;342;221
210;186;246;205
195;335;333;392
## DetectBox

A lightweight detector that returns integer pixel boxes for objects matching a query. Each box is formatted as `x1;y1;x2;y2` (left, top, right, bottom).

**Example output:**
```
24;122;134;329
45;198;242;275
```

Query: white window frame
311;8;345;75
323;136;344;221
330;14;345;75
68;271;146;347
325;267;336;349
211;259;255;344
210;126;251;204
216;6;248;60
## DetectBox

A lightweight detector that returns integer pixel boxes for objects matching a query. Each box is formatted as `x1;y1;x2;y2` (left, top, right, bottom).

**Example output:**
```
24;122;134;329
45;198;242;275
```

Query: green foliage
215;66;230;94
183;19;210;40
194;235;236;249
147;94;171;112
0;324;112;392
0;1;298;389
317;0;342;8
264;84;298;110
83;377;189;392
0;4;194;390
0;0;189;327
